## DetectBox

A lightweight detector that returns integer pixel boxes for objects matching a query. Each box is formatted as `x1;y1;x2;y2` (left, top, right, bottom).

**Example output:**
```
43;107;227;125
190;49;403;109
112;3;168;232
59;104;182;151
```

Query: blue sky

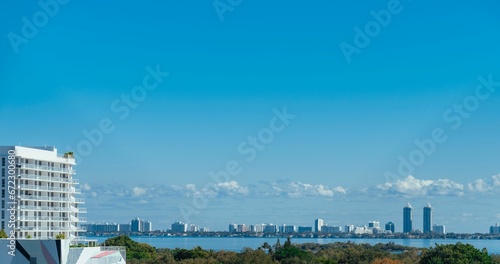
1;0;500;233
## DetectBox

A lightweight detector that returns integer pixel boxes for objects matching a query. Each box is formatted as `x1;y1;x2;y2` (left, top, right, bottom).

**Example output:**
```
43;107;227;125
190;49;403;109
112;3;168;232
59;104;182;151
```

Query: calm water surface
90;236;500;254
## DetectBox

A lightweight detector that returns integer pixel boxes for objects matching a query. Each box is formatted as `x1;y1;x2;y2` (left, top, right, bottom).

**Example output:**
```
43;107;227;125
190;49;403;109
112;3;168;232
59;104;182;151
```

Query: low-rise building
432;224;446;234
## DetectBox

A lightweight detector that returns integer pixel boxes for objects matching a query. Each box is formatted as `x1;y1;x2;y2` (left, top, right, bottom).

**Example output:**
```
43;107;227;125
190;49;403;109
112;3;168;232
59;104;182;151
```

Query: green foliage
274;237;313;262
55;233;65;239
419;243;493;264
172;246;211;261
102;235;157;260
0;230;7;238
95;238;498;264
237;247;274;264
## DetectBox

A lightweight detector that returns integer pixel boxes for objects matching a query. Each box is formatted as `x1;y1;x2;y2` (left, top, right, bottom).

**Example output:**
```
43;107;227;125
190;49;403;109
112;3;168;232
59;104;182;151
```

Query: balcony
18;216;71;221
69;206;87;213
19;163;76;174
18;174;77;184
18;184;76;193
75;198;85;203
18;205;73;212
17;226;72;231
69;215;87;222
18;195;76;203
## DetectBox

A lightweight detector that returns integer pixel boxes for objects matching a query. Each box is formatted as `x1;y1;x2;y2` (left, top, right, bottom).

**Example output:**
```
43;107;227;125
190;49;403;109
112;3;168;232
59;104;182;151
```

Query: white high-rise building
0;146;86;241
314;218;325;233
345;224;354;233
432;224;446;234
189;224;199;232
368;221;380;229
143;220;153;232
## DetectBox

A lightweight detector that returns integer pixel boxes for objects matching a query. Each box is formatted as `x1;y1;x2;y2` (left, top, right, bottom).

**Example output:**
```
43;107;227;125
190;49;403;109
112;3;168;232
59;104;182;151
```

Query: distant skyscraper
131;218;143;232
171;222;188;233
281;225;296;233
385;222;395;233
432;224;446;234
229;223;237;232
423;203;433;233
298;226;312;233
315;218;325;233
263;224;277;233
237;224;249;232
142;220;153;232
251;224;264;233
119;224;131;232
490;223;500;234
403;203;413;233
368;221;380;229
344;224;354;233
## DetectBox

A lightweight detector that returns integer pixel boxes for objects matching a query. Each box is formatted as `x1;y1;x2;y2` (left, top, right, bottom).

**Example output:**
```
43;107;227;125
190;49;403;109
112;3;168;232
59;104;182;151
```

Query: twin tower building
403;202;439;233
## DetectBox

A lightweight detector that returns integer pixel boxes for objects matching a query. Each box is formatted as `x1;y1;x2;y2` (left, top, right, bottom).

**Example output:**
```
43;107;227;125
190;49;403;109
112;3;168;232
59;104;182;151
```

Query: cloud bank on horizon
84;173;500;201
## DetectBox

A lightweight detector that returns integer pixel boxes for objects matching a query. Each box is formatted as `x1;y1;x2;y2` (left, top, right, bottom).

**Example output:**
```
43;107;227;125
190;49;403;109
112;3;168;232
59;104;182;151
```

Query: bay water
89;236;500;254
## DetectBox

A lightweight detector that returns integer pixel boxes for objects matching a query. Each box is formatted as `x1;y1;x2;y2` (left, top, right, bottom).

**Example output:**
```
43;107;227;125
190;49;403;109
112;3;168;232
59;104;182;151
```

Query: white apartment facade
0;146;86;241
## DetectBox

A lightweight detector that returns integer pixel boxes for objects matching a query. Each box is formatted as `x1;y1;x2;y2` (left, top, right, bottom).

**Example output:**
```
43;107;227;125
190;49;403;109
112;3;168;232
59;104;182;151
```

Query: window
1;158;4;167
1;179;3;188
1;211;4;219
1;168;4;176
1;189;4;198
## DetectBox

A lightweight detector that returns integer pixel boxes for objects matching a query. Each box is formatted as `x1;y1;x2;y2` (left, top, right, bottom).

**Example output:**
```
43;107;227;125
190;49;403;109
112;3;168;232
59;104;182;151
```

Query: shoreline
84;232;500;240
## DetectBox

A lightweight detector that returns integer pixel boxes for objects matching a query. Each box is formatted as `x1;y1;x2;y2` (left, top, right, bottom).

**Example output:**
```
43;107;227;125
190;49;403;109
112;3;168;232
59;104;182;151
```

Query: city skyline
84;202;496;234
2;0;500;234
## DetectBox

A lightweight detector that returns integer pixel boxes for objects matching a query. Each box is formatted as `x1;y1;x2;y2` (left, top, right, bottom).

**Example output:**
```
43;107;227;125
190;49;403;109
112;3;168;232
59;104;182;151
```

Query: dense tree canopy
100;236;499;264
419;243;493;264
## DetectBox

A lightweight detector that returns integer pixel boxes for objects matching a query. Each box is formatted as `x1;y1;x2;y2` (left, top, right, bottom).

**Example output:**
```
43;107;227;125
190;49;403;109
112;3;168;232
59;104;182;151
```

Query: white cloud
132;187;146;197
272;181;346;198
81;183;92;191
468;174;500;193
374;175;464;197
183;181;249;198
214;181;249;196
